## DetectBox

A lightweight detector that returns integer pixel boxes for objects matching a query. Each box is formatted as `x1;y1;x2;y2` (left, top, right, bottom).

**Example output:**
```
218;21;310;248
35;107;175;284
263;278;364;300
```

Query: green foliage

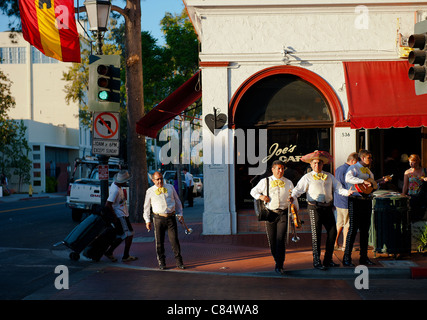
417;223;427;252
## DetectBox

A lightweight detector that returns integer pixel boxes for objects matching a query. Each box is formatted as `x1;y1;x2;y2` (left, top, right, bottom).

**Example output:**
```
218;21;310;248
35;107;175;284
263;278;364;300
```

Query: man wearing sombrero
291;150;353;270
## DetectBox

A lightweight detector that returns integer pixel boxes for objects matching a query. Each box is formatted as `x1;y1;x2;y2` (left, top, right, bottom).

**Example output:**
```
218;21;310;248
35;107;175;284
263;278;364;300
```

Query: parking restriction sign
92;112;120;156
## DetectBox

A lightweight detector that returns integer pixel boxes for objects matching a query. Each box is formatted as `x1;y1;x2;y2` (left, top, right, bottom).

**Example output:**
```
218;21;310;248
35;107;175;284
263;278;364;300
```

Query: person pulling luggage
104;170;137;262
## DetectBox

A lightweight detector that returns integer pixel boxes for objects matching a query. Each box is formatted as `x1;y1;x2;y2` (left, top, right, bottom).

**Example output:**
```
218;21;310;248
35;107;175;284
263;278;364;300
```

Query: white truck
66;156;127;222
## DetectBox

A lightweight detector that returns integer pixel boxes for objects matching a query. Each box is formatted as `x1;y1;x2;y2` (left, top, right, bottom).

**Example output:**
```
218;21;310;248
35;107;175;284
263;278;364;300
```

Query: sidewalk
13;195;427;300
0;192;65;202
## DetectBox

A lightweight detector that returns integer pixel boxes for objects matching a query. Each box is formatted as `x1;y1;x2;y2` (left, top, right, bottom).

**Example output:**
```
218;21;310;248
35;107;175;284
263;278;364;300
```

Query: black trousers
153;215;183;266
265;210;288;269
307;204;337;264
187;186;194;207
344;196;372;261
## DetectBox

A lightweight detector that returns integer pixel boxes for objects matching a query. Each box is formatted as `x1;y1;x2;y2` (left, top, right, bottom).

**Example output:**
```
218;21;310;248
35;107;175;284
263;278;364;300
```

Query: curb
411;267;427;279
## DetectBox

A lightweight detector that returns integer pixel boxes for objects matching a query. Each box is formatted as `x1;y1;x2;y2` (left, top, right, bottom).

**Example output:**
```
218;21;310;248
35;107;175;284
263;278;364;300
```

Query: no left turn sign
93;112;120;140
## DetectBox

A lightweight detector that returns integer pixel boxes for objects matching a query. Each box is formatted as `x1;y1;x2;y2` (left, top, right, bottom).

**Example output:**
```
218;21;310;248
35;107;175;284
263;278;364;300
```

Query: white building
182;0;427;234
0;32;90;194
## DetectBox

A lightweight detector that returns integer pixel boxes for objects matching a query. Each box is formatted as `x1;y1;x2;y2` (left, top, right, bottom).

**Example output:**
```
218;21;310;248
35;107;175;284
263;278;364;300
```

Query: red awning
343;61;427;129
135;71;202;138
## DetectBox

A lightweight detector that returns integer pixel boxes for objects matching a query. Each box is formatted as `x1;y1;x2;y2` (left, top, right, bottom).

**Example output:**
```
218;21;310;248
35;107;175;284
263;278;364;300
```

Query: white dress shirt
292;171;350;204
250;175;298;211
184;172;194;187
143;183;183;223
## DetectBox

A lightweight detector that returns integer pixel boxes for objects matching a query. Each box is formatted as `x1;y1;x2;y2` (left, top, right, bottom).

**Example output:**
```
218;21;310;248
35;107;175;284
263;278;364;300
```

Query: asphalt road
0;196;92;300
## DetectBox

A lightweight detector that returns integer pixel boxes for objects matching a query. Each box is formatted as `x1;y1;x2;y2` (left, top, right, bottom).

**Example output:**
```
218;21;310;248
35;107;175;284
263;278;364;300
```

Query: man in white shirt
250;160;297;275
144;171;185;270
104;170;137;262
183;168;194;207
291;151;353;270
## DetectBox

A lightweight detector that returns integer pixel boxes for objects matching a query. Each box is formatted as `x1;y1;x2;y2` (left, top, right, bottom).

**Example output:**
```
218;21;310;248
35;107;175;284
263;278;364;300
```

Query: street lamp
84;0;112;54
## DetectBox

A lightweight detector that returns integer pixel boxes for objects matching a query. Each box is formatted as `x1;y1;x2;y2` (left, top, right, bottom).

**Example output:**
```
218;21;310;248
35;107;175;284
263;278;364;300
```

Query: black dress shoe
324;261;340;268
275;267;285;275
159;263;166;270
313;263;326;271
177;264;186;269
342;260;355;267
359;258;375;266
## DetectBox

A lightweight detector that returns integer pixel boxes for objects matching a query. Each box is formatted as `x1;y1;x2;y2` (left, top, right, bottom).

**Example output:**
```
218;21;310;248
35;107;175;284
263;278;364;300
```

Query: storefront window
235;128;331;209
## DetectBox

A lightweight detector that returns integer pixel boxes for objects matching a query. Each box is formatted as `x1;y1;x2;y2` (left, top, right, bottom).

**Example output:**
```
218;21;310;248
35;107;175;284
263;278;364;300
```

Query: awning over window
135;71;201;138
343;61;427;129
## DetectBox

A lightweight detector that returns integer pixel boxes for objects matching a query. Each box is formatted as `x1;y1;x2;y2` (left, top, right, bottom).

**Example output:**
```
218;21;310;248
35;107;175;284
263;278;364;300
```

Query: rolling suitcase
62;214;108;261
83;226;120;261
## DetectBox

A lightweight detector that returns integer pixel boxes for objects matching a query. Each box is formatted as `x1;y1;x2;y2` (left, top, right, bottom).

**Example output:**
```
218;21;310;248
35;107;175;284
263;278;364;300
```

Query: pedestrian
104;170;137;262
1;172;11;195
344;149;388;266
183;168;194;207
143;171;185;270
250;160;297;275
334;152;358;251
402;154;427;221
291;150;353;270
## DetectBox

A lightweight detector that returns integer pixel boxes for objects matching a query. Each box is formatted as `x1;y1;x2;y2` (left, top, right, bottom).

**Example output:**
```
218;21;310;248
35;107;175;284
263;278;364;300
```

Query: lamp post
84;0;112;207
84;0;111;54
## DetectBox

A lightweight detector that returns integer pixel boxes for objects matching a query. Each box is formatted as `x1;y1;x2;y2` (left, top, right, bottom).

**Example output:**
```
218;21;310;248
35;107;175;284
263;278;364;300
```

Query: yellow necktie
155;187;168;195
270;180;285;188
360;167;370;175
313;173;328;181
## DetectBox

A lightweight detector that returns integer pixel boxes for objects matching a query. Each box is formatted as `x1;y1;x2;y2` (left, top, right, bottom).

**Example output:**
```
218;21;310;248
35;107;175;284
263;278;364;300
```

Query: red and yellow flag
19;0;81;63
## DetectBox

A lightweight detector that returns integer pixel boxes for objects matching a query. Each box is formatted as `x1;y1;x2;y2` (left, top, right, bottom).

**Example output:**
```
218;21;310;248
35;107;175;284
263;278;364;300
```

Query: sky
0;0;186;46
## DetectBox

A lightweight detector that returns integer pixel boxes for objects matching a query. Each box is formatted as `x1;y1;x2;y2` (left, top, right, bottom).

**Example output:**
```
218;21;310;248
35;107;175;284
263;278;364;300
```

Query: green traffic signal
98;90;109;100
88;55;121;111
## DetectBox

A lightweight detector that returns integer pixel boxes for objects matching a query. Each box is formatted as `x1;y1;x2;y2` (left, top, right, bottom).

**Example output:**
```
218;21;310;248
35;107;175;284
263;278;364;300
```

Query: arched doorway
229;66;343;233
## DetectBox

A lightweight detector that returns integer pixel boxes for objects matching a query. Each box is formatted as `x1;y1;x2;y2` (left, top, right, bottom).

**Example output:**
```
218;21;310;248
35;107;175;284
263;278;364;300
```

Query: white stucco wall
186;0;427;234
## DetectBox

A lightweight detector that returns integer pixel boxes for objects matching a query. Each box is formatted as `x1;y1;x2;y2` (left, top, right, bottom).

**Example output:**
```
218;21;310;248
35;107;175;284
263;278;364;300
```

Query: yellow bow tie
155;187;168;195
360;167;371;175
270;180;285;188
313;172;328;181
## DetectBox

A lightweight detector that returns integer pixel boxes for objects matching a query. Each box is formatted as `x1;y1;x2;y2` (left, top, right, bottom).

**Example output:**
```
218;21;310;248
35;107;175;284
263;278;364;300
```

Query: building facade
0;32;89;194
184;0;427;235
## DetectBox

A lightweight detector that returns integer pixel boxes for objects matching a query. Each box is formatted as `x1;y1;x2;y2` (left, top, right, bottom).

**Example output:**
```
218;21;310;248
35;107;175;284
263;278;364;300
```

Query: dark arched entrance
229;66;343;233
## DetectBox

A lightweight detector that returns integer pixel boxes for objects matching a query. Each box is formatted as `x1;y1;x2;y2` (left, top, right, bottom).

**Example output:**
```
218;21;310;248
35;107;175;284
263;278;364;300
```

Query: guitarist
343;149;378;266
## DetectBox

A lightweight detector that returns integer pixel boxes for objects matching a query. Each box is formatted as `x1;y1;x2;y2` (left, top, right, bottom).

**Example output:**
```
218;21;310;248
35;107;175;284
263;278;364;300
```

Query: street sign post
92;111;120;156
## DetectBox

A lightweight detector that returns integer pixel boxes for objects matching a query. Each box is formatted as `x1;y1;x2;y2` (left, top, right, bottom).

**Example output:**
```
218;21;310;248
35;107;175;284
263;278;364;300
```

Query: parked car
66;156;152;222
193;176;203;197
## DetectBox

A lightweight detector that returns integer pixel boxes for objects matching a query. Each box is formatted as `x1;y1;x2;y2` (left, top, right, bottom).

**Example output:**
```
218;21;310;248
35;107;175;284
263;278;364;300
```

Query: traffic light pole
99;155;109;208
92;40;110;209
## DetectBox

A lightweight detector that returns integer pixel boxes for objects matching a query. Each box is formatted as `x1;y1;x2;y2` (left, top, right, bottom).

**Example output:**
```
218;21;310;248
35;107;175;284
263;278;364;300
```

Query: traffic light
408;20;427;95
88;55;121;111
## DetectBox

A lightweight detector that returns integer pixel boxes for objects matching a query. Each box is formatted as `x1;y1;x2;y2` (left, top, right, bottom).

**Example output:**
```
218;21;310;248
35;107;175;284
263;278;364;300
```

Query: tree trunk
123;0;148;222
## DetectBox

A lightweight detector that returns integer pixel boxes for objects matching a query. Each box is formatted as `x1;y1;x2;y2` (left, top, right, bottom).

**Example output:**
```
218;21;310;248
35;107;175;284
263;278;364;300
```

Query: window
31;47;58;64
234;74;332;128
0;47;26;64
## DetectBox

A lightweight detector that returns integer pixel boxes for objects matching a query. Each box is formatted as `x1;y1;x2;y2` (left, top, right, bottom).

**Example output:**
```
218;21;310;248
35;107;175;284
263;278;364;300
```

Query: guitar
354;175;393;195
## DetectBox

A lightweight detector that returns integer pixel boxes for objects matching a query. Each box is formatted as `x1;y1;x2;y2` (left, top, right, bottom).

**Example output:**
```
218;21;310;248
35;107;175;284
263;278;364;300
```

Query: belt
154;211;175;217
269;208;288;214
308;201;333;207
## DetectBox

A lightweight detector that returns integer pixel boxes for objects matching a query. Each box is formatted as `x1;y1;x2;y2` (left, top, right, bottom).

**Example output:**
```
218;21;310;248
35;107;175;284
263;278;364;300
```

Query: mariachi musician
291;150;354;270
343;149;390;267
250;160;298;275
